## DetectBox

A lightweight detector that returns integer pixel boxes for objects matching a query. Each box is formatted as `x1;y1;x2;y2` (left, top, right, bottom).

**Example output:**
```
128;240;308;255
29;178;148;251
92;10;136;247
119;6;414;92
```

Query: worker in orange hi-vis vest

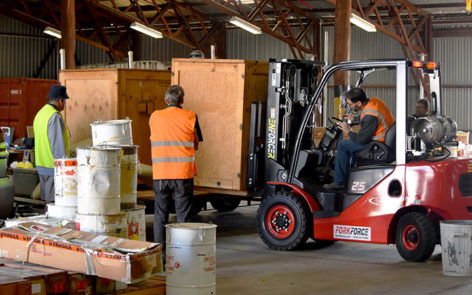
149;85;203;261
324;87;394;190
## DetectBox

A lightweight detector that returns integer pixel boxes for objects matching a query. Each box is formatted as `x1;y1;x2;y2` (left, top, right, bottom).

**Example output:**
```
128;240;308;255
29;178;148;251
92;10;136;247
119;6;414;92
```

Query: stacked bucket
74;119;146;240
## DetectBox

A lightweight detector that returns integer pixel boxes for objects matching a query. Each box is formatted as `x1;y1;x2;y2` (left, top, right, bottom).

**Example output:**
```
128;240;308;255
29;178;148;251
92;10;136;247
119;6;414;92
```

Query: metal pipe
59;49;66;70
419;53;426;99
210;45;216;59
128;51;134;68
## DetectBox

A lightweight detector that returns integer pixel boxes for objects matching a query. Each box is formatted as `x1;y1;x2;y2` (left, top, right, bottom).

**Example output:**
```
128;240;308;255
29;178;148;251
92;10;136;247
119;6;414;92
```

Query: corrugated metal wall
226;29;295;60
433;37;472;130
0;16;58;79
138;34;192;61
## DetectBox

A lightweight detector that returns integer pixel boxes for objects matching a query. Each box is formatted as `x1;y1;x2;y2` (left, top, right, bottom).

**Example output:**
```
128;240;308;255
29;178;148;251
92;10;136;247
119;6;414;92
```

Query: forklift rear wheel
257;192;312;250
210;198;241;212
190;198;205;216
395;212;436;262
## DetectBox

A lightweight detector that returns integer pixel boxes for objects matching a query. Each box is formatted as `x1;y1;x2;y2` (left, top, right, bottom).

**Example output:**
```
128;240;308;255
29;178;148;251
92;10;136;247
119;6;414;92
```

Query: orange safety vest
149;106;196;180
360;98;395;143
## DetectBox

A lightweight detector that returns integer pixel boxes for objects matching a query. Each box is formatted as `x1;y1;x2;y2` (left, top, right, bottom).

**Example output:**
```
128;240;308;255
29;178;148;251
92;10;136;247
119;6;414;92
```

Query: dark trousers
39;174;55;204
153;178;193;248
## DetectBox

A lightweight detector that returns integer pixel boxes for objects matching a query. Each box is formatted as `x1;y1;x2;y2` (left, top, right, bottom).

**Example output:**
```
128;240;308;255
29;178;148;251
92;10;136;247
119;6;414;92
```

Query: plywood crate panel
172;59;268;191
60;69;171;165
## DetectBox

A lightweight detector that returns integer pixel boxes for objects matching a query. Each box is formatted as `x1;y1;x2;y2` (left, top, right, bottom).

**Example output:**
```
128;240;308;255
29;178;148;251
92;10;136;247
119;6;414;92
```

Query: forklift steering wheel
328;117;343;125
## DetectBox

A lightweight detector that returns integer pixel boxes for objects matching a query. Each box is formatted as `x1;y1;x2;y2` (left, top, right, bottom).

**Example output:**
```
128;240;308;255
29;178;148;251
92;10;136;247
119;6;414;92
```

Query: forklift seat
353;122;396;166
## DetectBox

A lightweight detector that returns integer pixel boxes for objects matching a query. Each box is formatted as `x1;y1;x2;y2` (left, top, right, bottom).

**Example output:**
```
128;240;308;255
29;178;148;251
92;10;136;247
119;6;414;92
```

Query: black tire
312;238;336;248
189;198;205;216
395;212;437;262
210;198;241;212
257;192;312;250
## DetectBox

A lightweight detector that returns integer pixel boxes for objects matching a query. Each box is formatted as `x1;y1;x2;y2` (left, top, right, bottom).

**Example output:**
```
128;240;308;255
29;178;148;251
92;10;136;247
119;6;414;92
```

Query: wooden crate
172;59;268;191
59;69;171;165
0;78;58;141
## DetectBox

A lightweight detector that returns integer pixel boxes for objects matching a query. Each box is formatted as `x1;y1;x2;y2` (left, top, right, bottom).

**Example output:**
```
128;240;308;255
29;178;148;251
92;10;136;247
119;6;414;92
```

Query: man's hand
339;122;351;135
343;114;354;122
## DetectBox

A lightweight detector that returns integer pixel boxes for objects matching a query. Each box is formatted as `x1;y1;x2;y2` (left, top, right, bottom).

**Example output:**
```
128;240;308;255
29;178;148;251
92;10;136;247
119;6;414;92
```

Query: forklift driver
323;88;395;190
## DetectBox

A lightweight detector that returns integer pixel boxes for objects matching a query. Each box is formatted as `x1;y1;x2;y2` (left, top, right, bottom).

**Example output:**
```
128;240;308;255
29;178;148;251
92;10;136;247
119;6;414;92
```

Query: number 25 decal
351;181;366;191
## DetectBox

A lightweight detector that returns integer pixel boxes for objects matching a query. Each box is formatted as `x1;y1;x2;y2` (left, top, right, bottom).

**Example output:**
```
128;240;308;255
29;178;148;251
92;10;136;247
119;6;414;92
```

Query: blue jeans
334;139;367;184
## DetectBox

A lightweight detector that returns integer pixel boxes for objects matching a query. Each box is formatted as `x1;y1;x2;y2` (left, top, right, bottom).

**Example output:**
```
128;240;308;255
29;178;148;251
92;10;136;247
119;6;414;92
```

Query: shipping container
0;78;58;141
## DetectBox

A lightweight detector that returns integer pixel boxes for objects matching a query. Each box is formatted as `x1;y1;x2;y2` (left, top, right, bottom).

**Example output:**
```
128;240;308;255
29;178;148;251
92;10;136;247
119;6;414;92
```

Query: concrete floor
175;204;472;295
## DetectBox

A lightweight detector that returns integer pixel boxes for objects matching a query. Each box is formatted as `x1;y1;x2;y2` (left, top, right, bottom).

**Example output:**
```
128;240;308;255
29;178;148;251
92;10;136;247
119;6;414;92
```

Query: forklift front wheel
257;192;312;250
395;212;436;262
209;198;241;212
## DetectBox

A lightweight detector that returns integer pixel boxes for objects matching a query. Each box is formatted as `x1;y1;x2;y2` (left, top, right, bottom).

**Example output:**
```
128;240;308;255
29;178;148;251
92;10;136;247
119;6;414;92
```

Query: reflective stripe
152;157;195;163
362;108;389;140
363;108;389;131
151;141;194;147
372;133;386;140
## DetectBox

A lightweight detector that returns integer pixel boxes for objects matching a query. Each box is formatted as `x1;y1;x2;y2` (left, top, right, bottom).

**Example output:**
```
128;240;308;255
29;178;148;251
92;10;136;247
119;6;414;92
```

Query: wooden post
132;31;141;61
217;23;226;59
333;0;351;118
313;19;321;61
60;0;75;69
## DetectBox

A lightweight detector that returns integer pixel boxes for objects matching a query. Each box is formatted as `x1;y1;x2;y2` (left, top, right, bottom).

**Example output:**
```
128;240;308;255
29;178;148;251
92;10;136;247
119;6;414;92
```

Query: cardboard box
0;222;163;284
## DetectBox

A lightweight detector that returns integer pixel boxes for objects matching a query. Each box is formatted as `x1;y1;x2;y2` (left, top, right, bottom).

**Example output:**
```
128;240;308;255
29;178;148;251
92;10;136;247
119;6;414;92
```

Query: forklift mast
264;59;324;187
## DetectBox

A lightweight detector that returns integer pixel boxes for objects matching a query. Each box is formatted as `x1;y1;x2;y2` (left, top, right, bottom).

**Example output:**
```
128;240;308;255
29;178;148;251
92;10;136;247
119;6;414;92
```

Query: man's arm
348;115;379;145
194;114;203;151
194;130;199;151
48;113;68;159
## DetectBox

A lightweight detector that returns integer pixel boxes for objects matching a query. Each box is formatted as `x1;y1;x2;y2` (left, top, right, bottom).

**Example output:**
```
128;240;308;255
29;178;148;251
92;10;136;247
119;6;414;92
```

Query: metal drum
120;145;139;210
125;205;146;241
91;119;133;146
76;212;128;238
77;147;121;215
166;223;217;295
54;158;78;207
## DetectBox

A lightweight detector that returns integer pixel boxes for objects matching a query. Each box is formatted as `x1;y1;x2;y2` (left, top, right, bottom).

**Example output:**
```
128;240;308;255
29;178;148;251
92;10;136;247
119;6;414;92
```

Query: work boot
323;182;344;190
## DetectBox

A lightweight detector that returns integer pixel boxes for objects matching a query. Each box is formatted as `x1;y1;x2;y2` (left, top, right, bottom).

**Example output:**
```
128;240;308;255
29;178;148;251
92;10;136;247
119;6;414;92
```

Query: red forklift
257;58;472;261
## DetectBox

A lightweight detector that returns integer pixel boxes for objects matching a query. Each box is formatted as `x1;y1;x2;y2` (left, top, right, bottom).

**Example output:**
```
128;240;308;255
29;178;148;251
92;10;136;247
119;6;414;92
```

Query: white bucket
125;205;146;241
77;147;121;215
120;145;138;210
54;158;78;207
91;119;133;146
76;212;128;238
166;223;217;295
441;220;472;276
47;204;76;220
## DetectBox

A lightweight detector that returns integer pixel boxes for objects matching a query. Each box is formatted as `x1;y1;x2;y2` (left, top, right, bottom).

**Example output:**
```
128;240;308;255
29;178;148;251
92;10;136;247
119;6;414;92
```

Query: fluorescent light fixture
43;27;62;39
229;16;262;34
350;14;376;32
130;22;162;38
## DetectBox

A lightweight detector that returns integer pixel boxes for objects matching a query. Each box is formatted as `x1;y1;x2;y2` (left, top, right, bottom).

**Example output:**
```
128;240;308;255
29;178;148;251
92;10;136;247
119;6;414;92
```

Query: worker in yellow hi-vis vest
33;85;70;203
